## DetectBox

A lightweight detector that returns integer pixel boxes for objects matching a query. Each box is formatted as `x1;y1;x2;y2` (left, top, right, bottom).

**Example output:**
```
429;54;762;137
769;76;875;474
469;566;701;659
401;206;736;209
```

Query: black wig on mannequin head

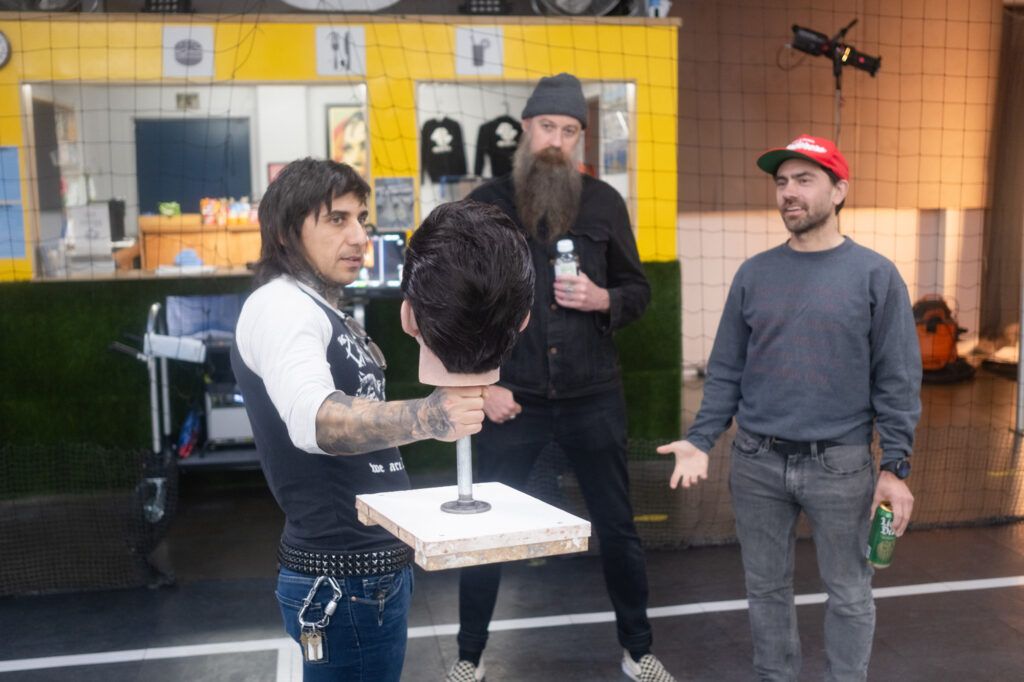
401;200;534;374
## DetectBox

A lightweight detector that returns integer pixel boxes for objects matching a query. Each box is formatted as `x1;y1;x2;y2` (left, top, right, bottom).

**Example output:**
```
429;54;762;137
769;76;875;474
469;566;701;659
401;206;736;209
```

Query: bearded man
445;73;675;682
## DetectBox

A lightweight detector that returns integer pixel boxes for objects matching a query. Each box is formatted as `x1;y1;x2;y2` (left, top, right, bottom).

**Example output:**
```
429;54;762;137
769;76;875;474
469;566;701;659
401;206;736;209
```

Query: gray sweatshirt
686;237;921;465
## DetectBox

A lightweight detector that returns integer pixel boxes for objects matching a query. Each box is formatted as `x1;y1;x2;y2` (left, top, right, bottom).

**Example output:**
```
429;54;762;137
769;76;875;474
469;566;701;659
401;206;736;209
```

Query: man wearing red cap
658;135;920;681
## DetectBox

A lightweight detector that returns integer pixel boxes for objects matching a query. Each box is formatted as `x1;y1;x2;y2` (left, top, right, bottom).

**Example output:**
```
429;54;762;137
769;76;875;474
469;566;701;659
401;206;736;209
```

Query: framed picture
267;162;287;184
327;105;369;179
374;177;415;231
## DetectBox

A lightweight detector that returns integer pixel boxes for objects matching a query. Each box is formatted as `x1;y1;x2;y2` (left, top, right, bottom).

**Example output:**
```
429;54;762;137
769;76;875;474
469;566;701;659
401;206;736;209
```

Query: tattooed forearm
413;389;455;440
314;390;453;456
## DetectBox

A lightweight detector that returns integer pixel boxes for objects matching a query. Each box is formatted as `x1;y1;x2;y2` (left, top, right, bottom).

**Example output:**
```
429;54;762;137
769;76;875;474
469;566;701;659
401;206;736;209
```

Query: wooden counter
139;214;261;270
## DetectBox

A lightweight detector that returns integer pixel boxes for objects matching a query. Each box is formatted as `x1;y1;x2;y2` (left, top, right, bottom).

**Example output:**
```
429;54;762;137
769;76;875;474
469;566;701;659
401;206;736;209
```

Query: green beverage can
867;502;896;568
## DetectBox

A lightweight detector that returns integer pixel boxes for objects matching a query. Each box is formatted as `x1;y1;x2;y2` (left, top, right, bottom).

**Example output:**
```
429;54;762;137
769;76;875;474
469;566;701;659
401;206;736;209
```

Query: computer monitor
348;233;405;289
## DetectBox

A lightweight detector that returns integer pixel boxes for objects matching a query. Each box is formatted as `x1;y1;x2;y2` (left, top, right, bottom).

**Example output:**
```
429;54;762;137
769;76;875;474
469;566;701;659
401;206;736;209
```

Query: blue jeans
458;388;652;656
729;428;876;682
276;565;413;682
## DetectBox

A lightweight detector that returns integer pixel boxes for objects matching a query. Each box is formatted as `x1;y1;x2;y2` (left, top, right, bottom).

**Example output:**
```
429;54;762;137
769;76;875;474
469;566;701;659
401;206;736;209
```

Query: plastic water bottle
554;239;579;278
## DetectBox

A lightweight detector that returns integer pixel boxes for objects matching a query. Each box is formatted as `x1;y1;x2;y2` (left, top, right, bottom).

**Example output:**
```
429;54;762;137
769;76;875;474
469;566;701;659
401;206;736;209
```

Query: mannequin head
400;200;534;386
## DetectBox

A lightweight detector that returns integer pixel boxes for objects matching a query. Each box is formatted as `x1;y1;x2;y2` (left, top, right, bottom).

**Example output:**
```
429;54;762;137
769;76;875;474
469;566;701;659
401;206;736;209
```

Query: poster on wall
374;177;415;231
315;26;367;76
455;27;503;76
327;105;369;179
162;26;215;78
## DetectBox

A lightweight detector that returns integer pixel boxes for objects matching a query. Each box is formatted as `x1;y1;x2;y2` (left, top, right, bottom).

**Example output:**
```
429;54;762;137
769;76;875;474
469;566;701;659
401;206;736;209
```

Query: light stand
829;19;858;145
790;19;882;145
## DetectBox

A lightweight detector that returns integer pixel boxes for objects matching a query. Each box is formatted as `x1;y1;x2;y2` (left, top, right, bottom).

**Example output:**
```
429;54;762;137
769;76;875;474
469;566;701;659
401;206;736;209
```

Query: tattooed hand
418;386;486;442
315;386;485;455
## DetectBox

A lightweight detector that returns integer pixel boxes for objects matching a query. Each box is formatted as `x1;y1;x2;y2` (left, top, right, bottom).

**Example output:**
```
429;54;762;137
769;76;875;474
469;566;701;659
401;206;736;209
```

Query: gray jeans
729;428;876;682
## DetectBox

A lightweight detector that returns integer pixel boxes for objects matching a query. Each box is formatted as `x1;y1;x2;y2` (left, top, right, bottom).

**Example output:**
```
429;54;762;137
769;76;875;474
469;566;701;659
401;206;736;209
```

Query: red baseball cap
756;134;849;181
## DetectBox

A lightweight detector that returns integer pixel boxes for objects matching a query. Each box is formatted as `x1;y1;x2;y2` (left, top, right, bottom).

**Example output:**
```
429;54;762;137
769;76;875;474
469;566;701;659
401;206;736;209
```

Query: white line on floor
2;575;1022;675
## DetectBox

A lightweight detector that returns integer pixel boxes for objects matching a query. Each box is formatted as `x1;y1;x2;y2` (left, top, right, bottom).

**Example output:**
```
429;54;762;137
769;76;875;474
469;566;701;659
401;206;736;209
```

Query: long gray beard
512;142;582;243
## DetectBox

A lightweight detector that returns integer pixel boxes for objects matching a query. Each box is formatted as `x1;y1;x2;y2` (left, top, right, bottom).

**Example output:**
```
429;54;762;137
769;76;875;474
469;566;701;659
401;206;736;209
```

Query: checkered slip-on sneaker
445;659;485;682
621;651;676;682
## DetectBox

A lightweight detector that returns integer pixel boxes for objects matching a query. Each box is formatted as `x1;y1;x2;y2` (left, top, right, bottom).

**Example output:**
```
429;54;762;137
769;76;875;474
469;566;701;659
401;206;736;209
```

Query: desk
139;214;260;270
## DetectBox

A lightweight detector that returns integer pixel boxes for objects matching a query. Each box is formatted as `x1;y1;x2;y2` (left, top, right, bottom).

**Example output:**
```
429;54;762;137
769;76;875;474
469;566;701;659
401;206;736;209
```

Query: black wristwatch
880;458;911;480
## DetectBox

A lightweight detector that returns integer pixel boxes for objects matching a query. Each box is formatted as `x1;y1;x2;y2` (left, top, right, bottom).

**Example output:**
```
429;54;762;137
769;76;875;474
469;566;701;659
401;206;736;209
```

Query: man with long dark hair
232;159;502;681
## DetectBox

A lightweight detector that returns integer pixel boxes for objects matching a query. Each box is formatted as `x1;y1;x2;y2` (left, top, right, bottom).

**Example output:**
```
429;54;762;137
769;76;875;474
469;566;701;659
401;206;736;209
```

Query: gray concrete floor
2;368;1024;680
2;517;1023;681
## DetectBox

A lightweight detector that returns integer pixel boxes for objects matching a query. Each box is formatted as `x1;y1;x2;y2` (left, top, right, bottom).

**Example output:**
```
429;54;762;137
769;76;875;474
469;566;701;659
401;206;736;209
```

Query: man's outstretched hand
656;440;710;489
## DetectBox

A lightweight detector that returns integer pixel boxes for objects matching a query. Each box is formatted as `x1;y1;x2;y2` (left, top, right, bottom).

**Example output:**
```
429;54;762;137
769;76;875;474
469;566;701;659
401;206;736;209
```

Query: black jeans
457;388;653;655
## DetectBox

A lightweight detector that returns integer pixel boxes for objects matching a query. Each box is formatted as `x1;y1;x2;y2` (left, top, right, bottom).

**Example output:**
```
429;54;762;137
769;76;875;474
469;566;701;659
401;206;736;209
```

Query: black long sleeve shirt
421;118;467;183
468;174;650;399
474;115;522;178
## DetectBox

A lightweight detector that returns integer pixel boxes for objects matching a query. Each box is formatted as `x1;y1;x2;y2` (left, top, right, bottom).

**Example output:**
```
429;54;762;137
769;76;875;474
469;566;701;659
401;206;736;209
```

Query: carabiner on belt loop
297;576;345;629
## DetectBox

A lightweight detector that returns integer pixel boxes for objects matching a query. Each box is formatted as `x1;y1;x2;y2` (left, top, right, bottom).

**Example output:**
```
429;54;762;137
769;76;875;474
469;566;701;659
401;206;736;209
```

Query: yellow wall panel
0;15;678;280
213;22;305;81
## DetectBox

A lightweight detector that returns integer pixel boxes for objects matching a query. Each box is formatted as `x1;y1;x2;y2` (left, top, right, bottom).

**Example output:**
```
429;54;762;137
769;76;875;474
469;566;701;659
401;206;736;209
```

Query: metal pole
441;435;491;514
456;435;473;500
833;68;842;145
160;356;171;440
1014;216;1024;457
1017;309;1024;438
1009;209;1024;468
834;86;841;144
145;303;164;454
148;355;160;455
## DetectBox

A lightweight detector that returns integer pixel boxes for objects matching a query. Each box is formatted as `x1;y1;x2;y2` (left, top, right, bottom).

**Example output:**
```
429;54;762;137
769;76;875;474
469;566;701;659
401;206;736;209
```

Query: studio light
791;20;881;77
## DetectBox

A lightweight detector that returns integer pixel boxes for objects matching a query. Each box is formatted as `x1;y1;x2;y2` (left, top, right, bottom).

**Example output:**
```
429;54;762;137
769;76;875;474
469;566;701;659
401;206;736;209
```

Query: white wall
255;85;308;196
678;207;984;372
253;83;365;197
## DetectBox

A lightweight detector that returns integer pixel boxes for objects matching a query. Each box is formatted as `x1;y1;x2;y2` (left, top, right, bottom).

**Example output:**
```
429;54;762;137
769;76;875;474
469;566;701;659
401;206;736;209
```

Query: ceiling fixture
276;0;400;11
532;0;640;16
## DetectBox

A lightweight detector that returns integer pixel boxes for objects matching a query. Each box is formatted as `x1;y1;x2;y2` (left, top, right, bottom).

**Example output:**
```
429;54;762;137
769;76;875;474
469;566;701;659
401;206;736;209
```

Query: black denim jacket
469;174;650;399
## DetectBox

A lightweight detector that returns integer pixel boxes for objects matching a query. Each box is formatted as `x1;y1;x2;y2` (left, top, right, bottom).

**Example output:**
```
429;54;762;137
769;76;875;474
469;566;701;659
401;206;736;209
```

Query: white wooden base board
356;482;591;571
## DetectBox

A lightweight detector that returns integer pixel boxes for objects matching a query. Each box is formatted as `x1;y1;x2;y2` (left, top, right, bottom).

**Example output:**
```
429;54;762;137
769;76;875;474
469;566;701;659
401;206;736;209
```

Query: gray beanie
521;73;587;128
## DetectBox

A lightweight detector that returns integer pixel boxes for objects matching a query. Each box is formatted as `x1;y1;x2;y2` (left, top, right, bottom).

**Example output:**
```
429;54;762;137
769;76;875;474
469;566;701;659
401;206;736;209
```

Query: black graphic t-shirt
421;117;468;183
231;277;410;552
474;115;522;178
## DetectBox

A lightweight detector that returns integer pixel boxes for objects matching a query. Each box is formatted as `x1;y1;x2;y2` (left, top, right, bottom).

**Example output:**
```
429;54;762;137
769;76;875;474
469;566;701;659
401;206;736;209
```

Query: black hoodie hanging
474;114;522;178
421;117;468;183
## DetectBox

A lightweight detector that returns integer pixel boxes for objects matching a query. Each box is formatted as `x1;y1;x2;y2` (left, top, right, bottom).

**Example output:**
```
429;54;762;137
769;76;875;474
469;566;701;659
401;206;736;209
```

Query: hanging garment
474;115;522;178
421;117;468;183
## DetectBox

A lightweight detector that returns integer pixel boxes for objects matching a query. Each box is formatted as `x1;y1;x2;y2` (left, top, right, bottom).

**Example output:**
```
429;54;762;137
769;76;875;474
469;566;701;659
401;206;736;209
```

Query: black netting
0;444;176;596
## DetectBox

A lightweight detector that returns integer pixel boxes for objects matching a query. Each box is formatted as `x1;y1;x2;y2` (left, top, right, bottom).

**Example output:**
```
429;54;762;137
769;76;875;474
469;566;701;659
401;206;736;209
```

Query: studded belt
278;540;412;577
